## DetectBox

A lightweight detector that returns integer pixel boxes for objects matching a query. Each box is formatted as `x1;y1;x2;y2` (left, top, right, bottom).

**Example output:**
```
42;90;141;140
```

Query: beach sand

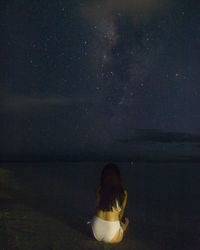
0;162;199;249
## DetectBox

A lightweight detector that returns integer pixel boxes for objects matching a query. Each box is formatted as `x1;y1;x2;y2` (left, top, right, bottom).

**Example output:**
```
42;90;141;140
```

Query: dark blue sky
1;0;200;162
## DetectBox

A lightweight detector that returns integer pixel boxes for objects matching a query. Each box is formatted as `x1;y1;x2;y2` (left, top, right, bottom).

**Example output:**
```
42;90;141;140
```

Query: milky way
81;0;200;140
0;0;200;161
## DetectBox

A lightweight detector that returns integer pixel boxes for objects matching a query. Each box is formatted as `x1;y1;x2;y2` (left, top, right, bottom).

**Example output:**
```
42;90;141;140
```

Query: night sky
1;0;200;162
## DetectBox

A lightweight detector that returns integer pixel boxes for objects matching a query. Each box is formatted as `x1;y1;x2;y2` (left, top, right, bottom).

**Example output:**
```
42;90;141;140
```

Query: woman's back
95;186;127;221
91;163;129;244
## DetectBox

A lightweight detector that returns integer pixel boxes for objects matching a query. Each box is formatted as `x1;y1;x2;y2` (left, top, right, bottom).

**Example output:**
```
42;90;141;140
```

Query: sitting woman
91;163;129;244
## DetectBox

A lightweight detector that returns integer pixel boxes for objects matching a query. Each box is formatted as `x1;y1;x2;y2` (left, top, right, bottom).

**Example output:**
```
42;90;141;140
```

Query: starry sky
1;0;200;162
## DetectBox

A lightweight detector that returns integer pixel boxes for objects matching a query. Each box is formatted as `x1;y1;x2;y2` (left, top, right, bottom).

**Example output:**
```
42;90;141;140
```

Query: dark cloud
1;94;102;113
117;129;200;143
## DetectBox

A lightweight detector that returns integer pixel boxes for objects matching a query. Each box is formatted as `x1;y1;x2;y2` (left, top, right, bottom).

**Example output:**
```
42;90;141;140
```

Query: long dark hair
97;163;125;212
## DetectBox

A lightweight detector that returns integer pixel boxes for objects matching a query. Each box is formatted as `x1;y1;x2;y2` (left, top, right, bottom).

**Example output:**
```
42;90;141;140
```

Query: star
118;97;125;105
61;77;67;82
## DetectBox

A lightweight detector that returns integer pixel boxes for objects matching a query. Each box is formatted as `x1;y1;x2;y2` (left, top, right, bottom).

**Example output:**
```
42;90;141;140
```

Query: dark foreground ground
0;162;200;249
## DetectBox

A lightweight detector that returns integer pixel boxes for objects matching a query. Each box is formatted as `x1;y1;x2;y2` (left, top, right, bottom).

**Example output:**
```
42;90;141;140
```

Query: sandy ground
0;192;148;249
0;163;199;249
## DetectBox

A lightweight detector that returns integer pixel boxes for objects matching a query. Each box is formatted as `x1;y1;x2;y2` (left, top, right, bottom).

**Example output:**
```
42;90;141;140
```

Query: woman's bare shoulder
124;189;127;196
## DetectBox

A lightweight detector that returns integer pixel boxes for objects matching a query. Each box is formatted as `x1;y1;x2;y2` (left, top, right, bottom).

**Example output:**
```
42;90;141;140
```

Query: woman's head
100;163;122;187
97;162;125;212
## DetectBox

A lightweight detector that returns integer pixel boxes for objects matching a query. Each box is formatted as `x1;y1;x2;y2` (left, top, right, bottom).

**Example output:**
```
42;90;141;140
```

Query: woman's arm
119;190;127;221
